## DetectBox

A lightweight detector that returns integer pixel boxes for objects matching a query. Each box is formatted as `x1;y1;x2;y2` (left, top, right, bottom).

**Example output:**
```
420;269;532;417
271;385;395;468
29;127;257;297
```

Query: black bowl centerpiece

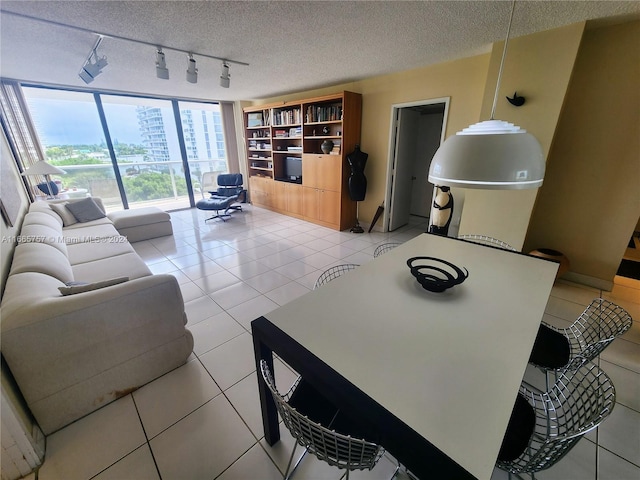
406;256;469;293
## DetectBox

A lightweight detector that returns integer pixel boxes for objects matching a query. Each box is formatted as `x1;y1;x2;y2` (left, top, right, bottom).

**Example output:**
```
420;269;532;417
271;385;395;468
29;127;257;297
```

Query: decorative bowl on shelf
406;256;469;293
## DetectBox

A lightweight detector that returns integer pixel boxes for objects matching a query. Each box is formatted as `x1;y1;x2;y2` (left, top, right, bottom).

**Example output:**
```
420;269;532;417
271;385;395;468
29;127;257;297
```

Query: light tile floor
32;205;639;480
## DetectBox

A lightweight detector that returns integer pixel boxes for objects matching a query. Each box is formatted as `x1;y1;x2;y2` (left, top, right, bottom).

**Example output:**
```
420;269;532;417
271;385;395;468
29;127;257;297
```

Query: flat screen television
284;156;302;183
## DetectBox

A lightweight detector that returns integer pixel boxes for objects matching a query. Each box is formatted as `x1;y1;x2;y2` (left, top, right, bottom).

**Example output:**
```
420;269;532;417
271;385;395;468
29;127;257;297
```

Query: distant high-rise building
136;106;226;165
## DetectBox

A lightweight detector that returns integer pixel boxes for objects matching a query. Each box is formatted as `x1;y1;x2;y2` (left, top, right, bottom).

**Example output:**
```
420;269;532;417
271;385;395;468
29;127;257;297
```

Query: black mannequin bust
347;144;368;201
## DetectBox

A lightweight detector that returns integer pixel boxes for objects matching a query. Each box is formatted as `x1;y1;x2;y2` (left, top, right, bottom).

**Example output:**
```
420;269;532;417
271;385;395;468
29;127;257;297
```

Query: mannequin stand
350;202;364;233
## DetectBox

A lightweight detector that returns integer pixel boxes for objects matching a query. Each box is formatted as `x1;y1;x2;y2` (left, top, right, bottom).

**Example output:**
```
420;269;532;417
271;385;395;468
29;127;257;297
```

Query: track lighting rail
1;10;250;67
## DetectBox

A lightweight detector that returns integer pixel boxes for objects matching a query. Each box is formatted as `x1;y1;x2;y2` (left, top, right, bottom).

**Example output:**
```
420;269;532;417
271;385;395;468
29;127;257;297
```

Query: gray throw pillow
58;277;129;296
65;197;106;223
49;202;78;227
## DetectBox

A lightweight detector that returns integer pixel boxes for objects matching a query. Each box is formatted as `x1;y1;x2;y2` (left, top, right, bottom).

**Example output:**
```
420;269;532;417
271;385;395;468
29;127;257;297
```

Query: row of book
305;105;342;123
273;108;302;126
274;126;302;138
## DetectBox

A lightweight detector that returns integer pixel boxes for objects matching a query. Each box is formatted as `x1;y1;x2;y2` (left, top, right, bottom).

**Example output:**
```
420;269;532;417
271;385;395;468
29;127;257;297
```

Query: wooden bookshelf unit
243;91;361;230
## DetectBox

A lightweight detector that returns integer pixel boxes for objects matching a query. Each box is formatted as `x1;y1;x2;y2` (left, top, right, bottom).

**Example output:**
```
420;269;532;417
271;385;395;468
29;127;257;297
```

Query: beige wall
524;21;640;285
459;22;586;250
1;128;41;464
1;129;29;296
248;54;490;227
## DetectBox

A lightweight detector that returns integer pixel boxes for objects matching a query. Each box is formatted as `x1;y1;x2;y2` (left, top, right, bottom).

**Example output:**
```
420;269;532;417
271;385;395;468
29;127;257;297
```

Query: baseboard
562;271;614;292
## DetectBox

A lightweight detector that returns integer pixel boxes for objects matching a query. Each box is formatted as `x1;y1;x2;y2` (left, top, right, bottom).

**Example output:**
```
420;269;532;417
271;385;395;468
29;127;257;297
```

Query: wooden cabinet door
250;176;274;207
316;155;342;192
287;183;304;215
273;181;287;211
302;154;319;189
318;189;340;225
302;186;319;220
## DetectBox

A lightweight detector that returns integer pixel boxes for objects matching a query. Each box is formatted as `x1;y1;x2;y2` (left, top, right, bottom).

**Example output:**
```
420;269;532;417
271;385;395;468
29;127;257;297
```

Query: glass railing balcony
50;159;228;213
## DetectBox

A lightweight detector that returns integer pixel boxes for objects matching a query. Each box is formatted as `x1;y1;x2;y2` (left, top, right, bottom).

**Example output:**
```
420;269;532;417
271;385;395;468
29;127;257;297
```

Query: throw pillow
37;181;59;196
49;202;78;227
65;197;106;223
58;277;129;296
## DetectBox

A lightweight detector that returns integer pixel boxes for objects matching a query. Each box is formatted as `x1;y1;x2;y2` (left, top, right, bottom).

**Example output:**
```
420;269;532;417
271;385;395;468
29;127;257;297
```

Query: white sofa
0;198;193;434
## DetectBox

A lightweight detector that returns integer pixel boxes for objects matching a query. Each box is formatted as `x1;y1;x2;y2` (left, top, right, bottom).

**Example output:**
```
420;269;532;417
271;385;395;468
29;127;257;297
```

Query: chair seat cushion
529;324;571;369
196;196;237;211
498;394;536;462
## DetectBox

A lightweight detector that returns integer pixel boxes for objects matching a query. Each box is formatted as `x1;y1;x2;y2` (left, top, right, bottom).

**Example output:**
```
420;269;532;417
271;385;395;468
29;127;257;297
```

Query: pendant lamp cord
490;0;517;120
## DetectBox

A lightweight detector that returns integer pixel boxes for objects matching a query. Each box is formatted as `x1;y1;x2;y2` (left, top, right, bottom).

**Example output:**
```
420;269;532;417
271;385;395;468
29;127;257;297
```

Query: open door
388;108;420;231
386;100;448;232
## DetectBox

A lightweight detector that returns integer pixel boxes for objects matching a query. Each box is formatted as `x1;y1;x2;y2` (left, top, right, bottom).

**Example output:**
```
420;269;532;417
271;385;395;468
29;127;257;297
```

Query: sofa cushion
62;224;121;244
67;237;134;266
62;217;114;230
9;243;74;284
66;197;107;223
59;277;129;296
71;252;152;282
49;202;78;227
18;223;68;257
0;272;66;328
29;202;66;224
22;210;63;230
108;207;170;229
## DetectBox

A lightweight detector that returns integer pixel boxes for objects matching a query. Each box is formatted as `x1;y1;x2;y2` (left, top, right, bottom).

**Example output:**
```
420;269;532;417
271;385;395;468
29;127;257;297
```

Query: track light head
79;36;108;84
155;48;169;80
79;53;108;84
186;54;198;83
219;62;230;88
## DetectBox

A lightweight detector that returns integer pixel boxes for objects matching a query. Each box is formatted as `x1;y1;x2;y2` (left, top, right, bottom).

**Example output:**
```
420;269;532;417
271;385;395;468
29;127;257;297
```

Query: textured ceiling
1;1;639;102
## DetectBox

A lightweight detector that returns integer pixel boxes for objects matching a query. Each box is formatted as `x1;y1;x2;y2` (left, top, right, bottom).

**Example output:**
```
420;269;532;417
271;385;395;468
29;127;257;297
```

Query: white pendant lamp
428;0;544;190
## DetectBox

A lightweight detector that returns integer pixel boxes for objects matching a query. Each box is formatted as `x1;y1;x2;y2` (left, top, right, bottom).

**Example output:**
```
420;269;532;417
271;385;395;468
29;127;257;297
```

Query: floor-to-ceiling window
101;95;190;210
23;87;124;209
21;85;230;211
177;101;228;197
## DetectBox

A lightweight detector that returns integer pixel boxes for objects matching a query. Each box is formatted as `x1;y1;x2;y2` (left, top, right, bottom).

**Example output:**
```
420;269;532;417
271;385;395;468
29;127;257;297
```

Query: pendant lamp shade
428;120;544;190
428;0;545;191
22;160;66;176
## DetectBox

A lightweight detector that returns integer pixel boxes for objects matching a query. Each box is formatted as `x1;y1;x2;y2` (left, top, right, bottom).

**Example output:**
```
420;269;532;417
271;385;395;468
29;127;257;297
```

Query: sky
26;98;144;146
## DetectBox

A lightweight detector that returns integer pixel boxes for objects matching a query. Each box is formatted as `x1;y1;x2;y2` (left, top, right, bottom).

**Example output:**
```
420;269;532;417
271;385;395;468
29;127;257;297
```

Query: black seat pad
529;324;571;369
289;379;377;442
498;394;536;462
289;379;339;427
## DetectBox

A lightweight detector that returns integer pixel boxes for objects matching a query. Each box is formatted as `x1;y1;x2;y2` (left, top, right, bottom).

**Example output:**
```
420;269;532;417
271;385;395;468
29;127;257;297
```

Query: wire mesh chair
259;360;387;480
457;234;517;251
529;298;633;389
496;360;615;479
314;264;359;290
373;242;401;258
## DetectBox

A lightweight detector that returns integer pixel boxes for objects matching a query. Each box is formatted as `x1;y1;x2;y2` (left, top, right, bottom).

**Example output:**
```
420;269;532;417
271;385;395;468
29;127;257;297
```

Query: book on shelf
274;130;288;138
287;146;303;152
330;145;341;155
289;127;302;137
305;104;343;123
273;108;301;126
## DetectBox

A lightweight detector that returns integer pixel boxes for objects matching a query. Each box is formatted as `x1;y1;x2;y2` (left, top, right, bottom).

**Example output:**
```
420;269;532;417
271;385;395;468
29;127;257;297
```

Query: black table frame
251;315;476;479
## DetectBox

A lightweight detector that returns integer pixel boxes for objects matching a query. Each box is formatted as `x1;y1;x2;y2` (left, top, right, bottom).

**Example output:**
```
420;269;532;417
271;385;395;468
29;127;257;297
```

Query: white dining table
252;233;558;479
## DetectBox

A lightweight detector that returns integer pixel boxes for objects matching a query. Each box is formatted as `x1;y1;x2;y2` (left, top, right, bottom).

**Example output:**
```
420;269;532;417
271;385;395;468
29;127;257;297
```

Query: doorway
385;99;448;232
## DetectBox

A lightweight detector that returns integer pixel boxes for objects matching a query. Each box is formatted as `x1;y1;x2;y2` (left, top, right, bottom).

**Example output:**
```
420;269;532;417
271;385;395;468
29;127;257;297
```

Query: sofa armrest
1;274;193;434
